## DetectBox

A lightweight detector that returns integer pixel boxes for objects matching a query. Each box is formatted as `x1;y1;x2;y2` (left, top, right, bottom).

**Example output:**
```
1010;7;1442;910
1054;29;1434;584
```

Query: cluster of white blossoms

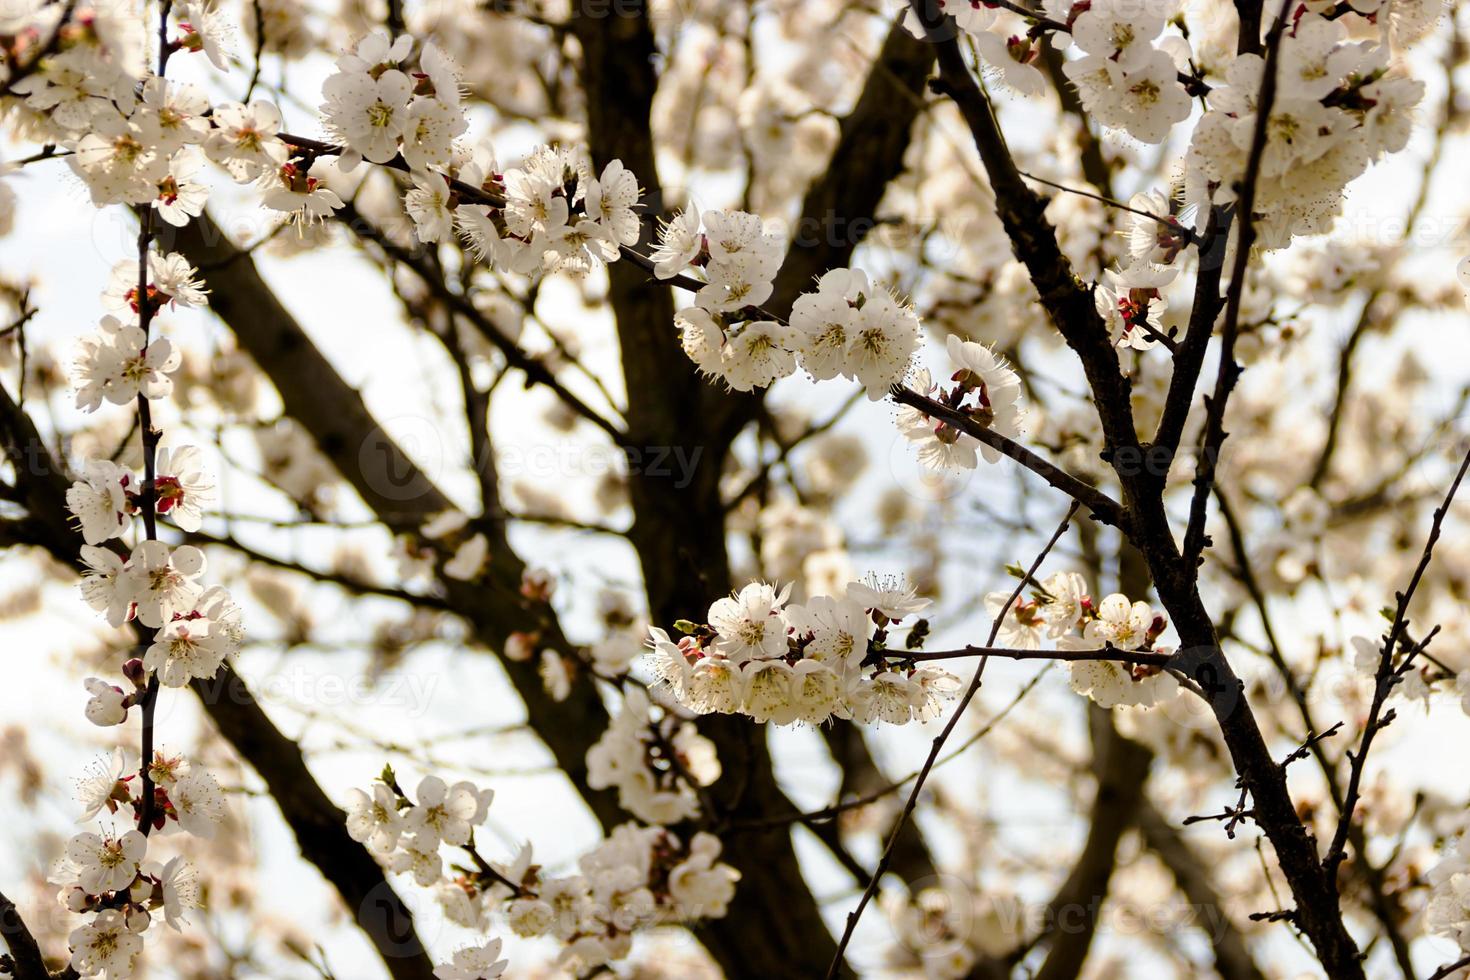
321;32;464;173
586;687;721;825
1092;191;1195;351
646;578;960;726
1061;0;1195;145
434;938;509;980
345;772;495;885
451;141;641;278
905;2;1048;95
67;442;213;545
1185;11;1425;249
55;233;242;979
0;7;268;973
901;0;1428;255
986;572;1178;708
346;771;738;976
50;746;225;977
898;334;1026;470
1426;837;1470;956
676;263;921;396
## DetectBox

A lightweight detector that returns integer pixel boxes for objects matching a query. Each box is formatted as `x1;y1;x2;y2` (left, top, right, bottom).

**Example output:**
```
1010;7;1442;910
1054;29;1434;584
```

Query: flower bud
62;886;91;913
122;658;147;688
125;906;151;934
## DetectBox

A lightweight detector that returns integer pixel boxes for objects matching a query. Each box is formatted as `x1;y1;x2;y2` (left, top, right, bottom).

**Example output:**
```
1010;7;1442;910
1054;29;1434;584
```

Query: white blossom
402;775;484;848
170;768;226;838
66;830;146;894
83;677;128;727
434;938;508;980
346;782;406;856
67;459;132;545
69;909;143;980
118;541;206;628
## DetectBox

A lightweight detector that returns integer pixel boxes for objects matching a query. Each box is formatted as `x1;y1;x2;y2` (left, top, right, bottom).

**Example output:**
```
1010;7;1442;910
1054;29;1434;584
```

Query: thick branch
0;889;49;980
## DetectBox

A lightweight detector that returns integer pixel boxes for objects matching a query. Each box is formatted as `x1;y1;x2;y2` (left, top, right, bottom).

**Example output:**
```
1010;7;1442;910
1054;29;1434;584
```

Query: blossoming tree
1;0;1469;977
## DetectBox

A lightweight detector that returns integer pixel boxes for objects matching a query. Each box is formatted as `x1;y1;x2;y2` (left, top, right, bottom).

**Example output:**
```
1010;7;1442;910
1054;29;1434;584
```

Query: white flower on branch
205;100;289;182
718;318;796;391
405;170;455;243
83;677;129;727
848;288;919;400
76;748;130;821
791;269;864;381
169;767;226;838
102;253;209;314
708;580;791;662
146;856;201;931
650;207;703;280
66;829;146;894
118;541;206;628
70;111;169;207
68;908;144;980
177;0;235;71
322;68;414;167
79;544;133;627
847;576;930;620
74;317;180;412
1425;837;1470;955
150;148;209;228
974;32;1047;96
401;97;467;174
1071;0;1166;70
585;158;641;246
345;782;405;856
336;30;413;75
261;159;344;227
434;938;508;980
143;616;229;686
152;444;214;532
389;834;444;886
67;459;132;545
586;687;718;824
402;774;486;848
138;77;210;153
668;832;740;919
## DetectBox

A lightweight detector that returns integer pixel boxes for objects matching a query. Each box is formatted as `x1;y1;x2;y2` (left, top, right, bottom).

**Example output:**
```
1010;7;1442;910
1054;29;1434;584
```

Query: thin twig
1324;446;1470;879
884;644;1171;667
824;502;1079;978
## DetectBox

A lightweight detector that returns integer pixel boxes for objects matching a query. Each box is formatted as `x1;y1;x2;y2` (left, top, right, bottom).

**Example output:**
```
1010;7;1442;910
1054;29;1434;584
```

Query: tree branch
891;384;1128;529
0;889;50;980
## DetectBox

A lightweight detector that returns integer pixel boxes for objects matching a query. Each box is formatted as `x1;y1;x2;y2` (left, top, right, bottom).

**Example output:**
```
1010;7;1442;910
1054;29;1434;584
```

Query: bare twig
1325;446;1470;880
884;644;1172;667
